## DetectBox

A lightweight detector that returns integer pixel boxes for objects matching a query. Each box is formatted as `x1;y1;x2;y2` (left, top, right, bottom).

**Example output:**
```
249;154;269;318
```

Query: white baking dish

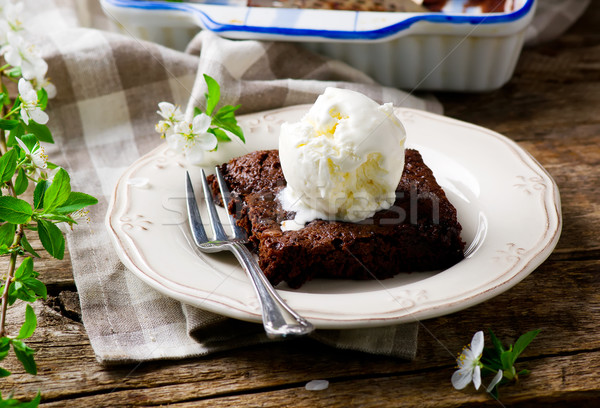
100;0;537;92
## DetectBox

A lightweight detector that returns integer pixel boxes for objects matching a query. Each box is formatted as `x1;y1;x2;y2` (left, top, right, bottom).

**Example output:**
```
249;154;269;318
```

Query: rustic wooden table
2;2;599;407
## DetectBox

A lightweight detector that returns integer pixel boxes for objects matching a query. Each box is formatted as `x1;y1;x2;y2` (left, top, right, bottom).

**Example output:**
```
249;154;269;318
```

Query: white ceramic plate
106;106;561;329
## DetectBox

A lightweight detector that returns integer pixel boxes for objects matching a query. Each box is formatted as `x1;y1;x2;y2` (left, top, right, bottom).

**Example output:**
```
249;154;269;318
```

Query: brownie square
209;149;465;288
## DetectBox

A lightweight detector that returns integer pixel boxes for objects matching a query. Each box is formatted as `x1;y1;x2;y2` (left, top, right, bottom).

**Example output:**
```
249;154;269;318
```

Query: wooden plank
1;259;598;405
25;350;600;407
161;351;600;408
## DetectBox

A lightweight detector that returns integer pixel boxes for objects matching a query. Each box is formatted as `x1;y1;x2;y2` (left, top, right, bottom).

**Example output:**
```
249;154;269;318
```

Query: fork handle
230;242;315;338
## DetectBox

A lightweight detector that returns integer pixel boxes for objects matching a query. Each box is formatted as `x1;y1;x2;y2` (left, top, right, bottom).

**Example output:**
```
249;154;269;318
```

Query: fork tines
185;168;246;245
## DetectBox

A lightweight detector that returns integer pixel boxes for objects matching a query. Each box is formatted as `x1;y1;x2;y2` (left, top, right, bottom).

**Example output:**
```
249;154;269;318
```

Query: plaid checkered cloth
32;0;587;364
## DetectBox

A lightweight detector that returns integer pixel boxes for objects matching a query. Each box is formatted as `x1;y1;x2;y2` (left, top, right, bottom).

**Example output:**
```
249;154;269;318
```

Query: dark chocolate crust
209;149;465;288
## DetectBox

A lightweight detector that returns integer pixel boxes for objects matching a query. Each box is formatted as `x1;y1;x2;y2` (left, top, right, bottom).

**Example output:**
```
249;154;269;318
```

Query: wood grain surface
1;1;599;407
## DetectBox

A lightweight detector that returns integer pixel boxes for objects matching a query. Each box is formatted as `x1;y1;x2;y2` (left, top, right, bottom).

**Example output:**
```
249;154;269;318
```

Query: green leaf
16;304;37;340
0;392;41;408
54;192;98;214
1;83;9;105
0;367;10;377
0;119;19;130
24;392;42;408
0;392;42;407
24;121;53;144
481;350;502;370
6;66;22;78
0;337;10;360
500;349;513;371
5;123;25;147
0;222;16;247
5;282;18;306
212;107;245;142
510;329;540;366
11;339;37;375
207;127;231;143
37;219;65;259
12;282;38;303
37;89;48;110
488;329;505;354
215;104;239;116
33;180;47;210
223;123;244;143
40;214;73;224
14;168;28;196
42;168;70;211
22;278;46;301
0;148;18;184
14;257;34;280
0;196;33;224
20;234;40;258
203;74;220;116
193;106;202;117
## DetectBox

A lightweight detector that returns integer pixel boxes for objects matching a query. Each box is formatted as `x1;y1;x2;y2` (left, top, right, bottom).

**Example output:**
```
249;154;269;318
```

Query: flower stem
0;77;24;339
3;106;20;120
0;226;23;338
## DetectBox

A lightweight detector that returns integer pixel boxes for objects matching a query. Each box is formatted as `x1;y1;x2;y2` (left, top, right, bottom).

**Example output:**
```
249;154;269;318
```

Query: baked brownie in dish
247;0;511;13
247;0;428;12
209;148;465;289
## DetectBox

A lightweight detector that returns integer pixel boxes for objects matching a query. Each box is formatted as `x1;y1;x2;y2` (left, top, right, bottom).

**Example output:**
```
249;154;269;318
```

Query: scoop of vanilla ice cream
278;87;406;230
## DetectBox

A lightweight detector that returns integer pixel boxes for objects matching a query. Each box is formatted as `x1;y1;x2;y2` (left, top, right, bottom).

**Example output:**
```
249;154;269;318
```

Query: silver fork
185;168;314;339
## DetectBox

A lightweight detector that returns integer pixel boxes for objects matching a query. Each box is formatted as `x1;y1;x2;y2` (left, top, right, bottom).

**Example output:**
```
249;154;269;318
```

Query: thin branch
0;225;23;338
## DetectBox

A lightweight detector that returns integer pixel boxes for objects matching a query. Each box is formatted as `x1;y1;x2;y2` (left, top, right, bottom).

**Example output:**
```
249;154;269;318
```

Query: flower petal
472;364;482;390
20;106;30;125
30;108;49;125
4;47;21;67
18;78;33;96
192;113;212;133
487;369;504;392
451;368;472;390
184;143;206;165
44;82;57;99
195;132;218;151
166;133;185;151
462;348;475;363
15;137;30;154
471;331;485;356
157;102;175;119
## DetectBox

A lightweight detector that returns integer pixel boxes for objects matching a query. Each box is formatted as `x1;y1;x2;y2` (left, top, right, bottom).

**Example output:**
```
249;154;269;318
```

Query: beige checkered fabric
29;0;587;364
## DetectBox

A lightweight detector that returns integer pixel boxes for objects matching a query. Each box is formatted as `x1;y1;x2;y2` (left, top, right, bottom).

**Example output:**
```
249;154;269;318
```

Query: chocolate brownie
247;1;510;13
247;0;428;12
209;149;465;288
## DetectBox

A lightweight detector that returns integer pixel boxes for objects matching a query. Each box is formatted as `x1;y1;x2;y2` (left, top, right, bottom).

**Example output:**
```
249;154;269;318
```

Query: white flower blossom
31;73;57;99
2;31;47;80
18;78;48;125
155;102;184;137
1;1;25;33
16;136;47;179
451;331;485;390
70;208;91;224
167;113;217;164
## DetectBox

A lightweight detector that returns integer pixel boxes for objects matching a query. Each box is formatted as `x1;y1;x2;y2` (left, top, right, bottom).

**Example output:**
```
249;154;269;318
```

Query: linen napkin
30;0;588;364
